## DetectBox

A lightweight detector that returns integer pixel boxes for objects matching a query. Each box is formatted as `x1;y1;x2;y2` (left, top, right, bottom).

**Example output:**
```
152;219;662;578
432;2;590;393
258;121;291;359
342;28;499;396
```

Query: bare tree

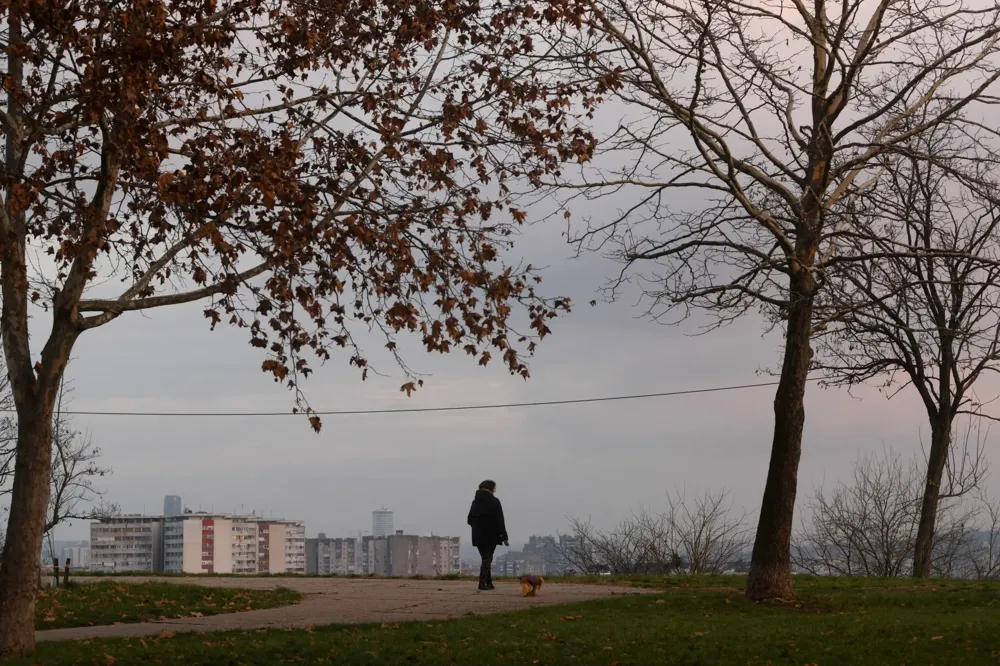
562;511;681;575
0;370;12;550
562;489;752;575
813;122;1000;577
44;379;117;544
0;364;114;568
555;0;1000;599
664;490;754;574
963;493;1000;579
793;444;983;578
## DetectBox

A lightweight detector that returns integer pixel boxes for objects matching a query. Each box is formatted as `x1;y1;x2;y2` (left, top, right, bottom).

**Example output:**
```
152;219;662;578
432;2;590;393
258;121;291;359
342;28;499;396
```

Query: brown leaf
159;631;175;639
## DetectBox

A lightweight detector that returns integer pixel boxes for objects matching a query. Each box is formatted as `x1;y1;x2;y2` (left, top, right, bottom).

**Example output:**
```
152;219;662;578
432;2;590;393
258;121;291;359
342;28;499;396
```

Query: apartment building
493;550;545;577
522;535;580;575
161;513;305;574
306;534;360;575
361;532;460;576
90;515;164;573
61;545;91;570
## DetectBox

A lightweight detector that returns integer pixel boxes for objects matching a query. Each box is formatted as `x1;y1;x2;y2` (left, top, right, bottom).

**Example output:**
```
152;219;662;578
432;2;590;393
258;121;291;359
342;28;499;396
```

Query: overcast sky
42;197;1000;547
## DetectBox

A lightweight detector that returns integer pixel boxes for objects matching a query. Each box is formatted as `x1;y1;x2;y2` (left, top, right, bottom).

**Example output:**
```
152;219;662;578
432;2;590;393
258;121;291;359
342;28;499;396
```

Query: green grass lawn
15;576;1000;665
34;581;300;629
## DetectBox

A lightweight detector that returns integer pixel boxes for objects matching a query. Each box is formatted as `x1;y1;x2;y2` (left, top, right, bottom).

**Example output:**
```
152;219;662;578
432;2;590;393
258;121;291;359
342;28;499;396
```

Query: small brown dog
519;574;544;597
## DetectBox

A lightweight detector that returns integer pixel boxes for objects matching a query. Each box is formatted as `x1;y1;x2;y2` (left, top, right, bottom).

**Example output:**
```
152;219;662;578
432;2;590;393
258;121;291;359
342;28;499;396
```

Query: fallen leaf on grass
158;631;175;639
560;616;582;621
655;599;666;605
602;646;613;651
104;654;116;665
909;637;918;644
694;632;710;638
381;623;400;630
932;636;944;641
190;611;203;617
140;639;148;649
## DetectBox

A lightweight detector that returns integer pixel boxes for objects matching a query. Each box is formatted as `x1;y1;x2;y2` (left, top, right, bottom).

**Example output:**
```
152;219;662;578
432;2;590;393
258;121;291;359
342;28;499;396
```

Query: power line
0;378;815;418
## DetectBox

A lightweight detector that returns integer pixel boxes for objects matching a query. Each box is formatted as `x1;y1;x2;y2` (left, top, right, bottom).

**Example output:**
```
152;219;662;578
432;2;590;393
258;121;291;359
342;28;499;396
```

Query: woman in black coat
467;479;508;590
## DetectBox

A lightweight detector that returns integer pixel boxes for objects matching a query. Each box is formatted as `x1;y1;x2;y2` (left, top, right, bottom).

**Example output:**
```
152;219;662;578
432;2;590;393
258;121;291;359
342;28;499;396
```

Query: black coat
467;489;508;548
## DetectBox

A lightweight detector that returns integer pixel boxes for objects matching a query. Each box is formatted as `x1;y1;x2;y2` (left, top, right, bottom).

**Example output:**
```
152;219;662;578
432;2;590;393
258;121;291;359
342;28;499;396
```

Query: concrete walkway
36;576;651;642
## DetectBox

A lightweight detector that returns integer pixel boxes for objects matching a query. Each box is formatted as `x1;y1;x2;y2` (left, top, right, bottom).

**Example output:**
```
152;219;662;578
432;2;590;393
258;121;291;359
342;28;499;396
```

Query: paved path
36;576;651;642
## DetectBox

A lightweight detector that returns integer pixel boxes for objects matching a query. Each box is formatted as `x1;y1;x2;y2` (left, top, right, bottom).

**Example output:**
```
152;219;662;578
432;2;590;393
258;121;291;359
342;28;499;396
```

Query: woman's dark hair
479;479;497;492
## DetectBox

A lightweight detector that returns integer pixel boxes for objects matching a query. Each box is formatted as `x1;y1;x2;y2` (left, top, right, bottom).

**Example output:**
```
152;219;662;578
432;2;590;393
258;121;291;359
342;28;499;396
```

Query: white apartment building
90;516;164;573
61;545;91;570
162;513;305;574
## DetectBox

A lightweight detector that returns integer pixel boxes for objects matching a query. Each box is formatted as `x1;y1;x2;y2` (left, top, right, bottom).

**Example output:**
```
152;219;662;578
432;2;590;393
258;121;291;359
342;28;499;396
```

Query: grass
34;581;300;630
14;576;1000;665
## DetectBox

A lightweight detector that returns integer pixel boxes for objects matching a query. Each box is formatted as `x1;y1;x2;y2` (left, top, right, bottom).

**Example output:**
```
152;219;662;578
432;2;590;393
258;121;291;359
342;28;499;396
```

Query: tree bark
0;255;78;656
912;416;951;578
745;273;815;601
0;406;57;656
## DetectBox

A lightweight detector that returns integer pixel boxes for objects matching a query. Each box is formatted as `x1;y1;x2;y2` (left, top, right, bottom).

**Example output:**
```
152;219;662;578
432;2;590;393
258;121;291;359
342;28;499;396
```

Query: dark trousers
477;545;496;588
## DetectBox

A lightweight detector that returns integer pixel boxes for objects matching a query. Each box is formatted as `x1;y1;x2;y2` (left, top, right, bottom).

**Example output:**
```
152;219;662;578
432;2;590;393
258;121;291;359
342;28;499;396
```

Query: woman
466;479;509;591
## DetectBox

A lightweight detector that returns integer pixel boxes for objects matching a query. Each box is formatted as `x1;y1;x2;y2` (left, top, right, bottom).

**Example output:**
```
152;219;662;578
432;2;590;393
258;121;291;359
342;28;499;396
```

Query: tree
553;0;1000;599
562;489;752;575
0;363;115;574
0;0;601;655
964;493;1000;579
44;377;117;553
813;125;1000;577
563;511;680;575
663;489;753;575
792;444;982;578
0;368;15;550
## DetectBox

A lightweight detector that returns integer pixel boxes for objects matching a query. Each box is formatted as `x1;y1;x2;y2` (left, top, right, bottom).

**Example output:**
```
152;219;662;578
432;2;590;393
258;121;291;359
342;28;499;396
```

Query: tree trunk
912;416;951;578
745;275;815;601
0;407;56;656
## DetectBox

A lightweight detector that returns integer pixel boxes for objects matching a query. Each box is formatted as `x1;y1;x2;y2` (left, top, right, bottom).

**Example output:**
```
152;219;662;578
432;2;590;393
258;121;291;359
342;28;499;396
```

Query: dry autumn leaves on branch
0;0;606;655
